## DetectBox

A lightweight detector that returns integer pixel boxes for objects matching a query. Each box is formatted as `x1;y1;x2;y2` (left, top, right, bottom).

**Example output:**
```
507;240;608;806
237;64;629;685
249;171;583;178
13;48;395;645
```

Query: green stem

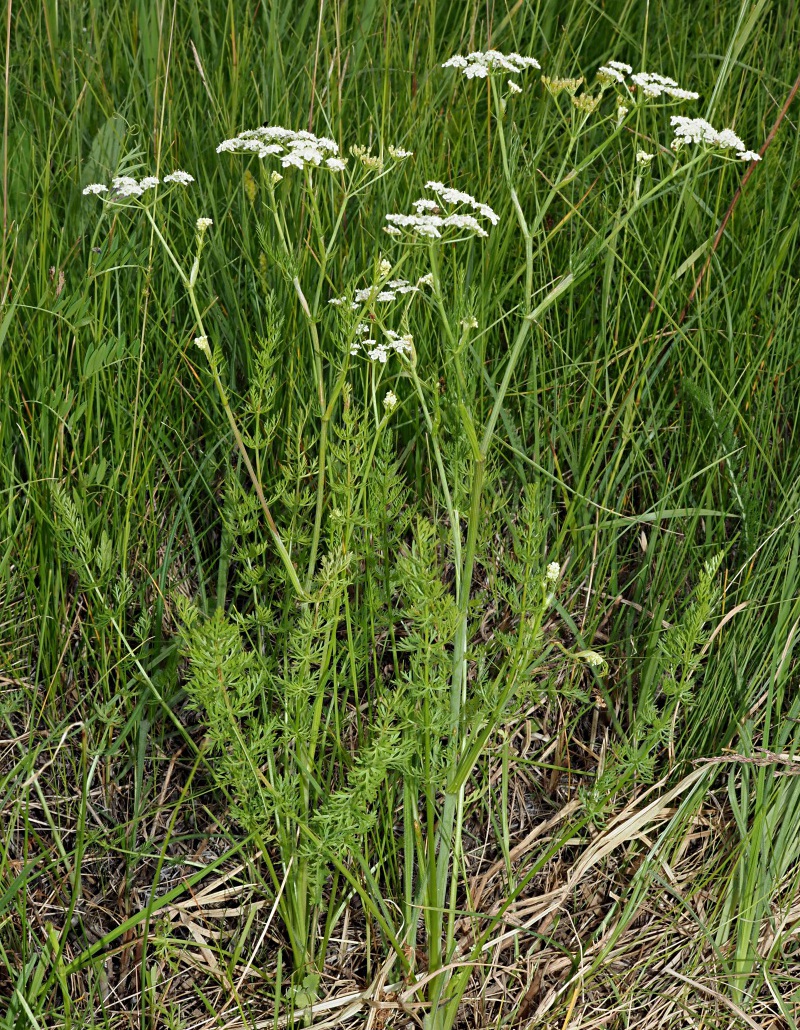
141;207;306;597
426;82;539;1028
293;271;327;589
407;364;461;592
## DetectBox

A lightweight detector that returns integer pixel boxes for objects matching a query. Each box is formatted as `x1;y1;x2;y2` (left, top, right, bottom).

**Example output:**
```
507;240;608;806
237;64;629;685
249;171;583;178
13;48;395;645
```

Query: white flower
507;79;522;94
139;176;160;191
595;62;699;100
384;180;498;242
636;150;655;164
716;127;746;149
388;145;413;159
670;115;757;159
385;212;443;238
383;329;413;355
163;170;195;185
111;175;143;198
671;115;724;145
597;60;634;86
630;72;699;100
597;65;626;84
217;126;345;173
383;390;398;410
82;183;108;195
443;213;488;236
367;343;390;363
425;180;500;223
338;276;424;311
196;216;213;231
282;148;317;169
443;50;540;78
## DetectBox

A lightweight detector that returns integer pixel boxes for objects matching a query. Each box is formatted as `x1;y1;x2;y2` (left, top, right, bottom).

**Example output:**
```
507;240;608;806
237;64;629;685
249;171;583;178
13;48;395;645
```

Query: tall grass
3;0;800;1026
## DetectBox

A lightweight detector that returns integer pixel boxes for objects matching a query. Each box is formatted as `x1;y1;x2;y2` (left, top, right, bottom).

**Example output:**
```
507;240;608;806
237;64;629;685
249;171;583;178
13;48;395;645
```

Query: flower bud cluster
542;75;584;97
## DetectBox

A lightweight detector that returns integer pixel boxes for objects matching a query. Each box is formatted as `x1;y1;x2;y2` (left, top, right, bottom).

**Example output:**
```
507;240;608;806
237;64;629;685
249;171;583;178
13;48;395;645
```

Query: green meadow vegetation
2;0;800;1026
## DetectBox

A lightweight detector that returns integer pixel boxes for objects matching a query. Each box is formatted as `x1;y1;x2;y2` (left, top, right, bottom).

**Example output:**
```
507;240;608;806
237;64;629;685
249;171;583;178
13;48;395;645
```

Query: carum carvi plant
76;46;760;1028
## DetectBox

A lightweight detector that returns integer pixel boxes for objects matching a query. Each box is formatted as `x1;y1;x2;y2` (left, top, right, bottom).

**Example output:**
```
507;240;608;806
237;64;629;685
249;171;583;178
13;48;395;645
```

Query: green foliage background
3;0;800;1024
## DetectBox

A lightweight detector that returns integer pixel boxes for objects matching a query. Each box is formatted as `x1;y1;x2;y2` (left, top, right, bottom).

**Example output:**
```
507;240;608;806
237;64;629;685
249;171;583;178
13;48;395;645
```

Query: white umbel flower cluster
163;170;195;185
111;175;146;198
385;181;499;240
82;172;194;199
597;61;699;101
216;126;345;171
670;116;761;160
360;329;414;364
596;60;632;85
442;50;540;79
329;274;433;311
630;72;699;101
